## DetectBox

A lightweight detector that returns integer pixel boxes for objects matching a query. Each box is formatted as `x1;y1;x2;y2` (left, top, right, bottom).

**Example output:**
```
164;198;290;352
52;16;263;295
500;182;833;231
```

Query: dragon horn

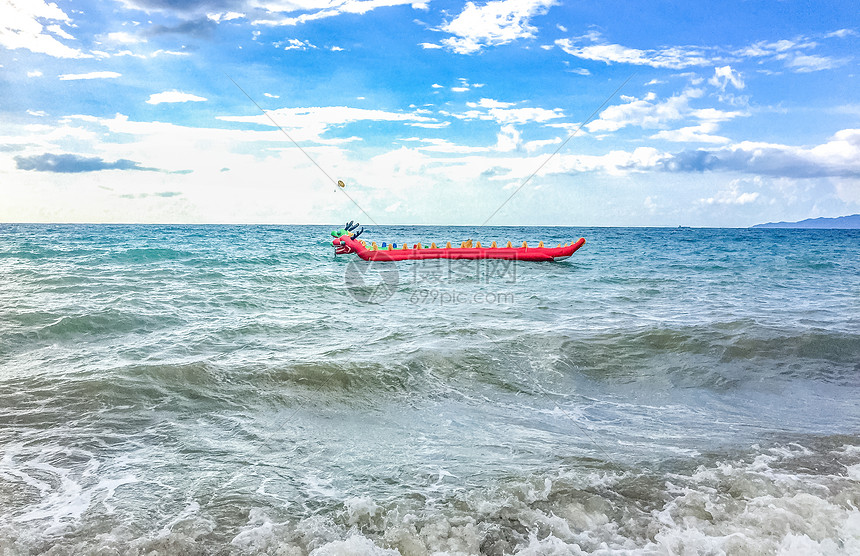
353;227;364;239
346;220;354;230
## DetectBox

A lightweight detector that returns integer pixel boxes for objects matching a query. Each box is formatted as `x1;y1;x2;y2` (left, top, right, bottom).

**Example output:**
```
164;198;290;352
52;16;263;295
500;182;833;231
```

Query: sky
1;0;858;226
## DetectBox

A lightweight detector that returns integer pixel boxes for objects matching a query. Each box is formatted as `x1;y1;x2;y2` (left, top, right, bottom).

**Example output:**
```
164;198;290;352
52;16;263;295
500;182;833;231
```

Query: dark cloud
125;0;243;13
658;147;860;178
658;150;721;173
15;153;159;173
147;19;218;38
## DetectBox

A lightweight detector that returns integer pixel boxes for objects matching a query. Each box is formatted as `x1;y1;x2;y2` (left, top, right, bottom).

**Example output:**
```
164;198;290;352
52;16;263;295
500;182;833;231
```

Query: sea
1;224;858;555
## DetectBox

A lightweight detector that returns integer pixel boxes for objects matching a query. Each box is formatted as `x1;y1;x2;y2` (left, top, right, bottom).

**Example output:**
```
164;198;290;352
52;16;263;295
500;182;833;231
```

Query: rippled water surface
1;224;859;554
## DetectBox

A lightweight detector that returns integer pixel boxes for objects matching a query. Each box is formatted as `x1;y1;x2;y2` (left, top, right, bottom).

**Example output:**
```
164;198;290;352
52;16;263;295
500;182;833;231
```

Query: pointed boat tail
333;235;585;262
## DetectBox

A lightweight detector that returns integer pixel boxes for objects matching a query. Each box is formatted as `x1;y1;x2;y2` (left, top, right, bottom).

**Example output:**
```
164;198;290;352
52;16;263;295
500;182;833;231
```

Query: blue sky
1;0;858;226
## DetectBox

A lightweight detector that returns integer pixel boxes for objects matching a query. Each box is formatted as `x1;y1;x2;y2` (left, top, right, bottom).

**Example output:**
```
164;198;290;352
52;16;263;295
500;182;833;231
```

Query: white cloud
586;89;745;134
524;136;561;152
785;53;841;73
733;36;848;73
492;106;565;124
27;70;43;77
834;178;860;204
91;47;188;60
824;29;856;39
151;49;190;57
451;106;565;125
438;0;557;54
408;137;489;153
59;71;122;80
734;38;815;58
651;122;730;144
544;146;668;176
587;90;690;133
218;105;438;142
708;66;744;91
449;98;565;126
644;196;657;212
420;42;443;49
407;121;450;129
277;38;316;50
146;91;208;105
252;0;419;26
207;12;245;23
46;24;74;41
0;0;87;58
106;31;145;44
467;98;515;109
447;77;484;92
556;33;710;69
808;128;860;170
700;180;761;205
495;124;521;152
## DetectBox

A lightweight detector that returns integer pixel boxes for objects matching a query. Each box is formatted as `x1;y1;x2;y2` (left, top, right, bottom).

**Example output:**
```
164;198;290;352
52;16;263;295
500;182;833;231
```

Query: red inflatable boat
330;223;585;262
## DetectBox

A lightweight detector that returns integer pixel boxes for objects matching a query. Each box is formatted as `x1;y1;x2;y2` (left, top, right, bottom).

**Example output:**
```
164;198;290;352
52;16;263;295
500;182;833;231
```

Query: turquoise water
1;224;859;554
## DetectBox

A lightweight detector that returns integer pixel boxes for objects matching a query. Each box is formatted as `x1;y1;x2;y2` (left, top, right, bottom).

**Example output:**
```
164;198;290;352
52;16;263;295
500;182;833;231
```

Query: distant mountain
752;214;860;229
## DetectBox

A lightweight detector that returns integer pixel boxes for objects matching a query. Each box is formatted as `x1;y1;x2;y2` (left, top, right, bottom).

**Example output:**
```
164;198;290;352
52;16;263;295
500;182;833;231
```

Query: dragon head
331;221;365;255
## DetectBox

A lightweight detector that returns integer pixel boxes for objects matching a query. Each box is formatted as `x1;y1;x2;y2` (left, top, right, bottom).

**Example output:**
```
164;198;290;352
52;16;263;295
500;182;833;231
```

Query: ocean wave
0;310;176;352
1;439;857;555
2;320;856;418
29;320;860;384
107;247;196;263
549;323;860;388
0;247;107;261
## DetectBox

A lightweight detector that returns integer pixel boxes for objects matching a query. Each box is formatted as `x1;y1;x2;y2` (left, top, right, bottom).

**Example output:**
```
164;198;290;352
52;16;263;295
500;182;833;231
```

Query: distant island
752;214;860;229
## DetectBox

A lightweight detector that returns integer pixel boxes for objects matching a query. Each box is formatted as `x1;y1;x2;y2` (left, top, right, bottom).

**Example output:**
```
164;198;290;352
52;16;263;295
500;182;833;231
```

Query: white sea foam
1;442;857;554
231;508;288;552
98;475;140;513
344;496;380;526
158;500;204;536
2;447;100;535
310;534;400;556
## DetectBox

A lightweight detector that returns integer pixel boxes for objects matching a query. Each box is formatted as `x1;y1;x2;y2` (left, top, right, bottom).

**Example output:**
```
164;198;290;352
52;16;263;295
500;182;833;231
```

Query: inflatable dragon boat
330;222;585;262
